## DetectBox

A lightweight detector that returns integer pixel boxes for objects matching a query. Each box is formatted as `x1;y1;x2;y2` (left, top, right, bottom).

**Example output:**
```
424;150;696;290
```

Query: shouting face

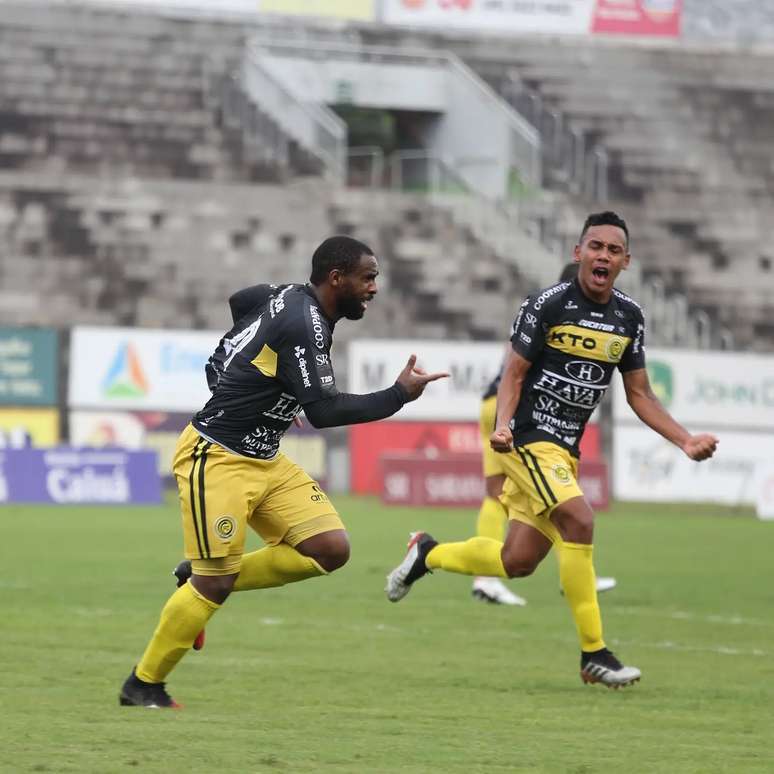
573;224;630;303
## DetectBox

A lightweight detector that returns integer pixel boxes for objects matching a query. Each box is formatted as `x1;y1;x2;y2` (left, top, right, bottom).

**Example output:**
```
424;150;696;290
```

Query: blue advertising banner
0;448;161;504
0;328;58;406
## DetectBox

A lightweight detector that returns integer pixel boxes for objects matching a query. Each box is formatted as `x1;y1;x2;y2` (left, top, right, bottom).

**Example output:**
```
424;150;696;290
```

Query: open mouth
591;266;610;282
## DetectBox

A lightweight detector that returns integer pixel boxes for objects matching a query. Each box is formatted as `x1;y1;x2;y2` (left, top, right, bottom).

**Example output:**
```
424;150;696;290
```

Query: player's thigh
501;518;553;573
498;442;582;544
480;396;507;478
249;454;344;547
173;426;262;575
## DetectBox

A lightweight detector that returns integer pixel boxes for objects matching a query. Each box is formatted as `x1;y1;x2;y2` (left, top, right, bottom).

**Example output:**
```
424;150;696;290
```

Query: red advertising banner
591;0;681;37
381;453;609;510
350;421;601;494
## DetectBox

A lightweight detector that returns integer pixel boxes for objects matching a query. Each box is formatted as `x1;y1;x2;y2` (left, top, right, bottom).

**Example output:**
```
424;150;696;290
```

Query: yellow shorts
499;441;583;544
480;396;507;478
173;424;343;573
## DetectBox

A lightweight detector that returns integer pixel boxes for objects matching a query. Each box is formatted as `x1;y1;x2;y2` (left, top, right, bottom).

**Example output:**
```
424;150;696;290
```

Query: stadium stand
1;1;773;350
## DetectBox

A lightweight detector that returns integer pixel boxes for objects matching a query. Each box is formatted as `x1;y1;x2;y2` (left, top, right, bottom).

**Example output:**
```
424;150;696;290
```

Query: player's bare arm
490;349;532;453
622;368;718;461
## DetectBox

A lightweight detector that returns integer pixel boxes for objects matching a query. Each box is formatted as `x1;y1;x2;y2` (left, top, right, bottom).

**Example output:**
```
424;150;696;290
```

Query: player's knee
309;532;351;573
500;548;539;578
191;572;237;604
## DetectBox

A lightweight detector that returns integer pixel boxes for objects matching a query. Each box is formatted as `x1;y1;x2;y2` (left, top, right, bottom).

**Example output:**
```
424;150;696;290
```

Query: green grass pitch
3;494;773;773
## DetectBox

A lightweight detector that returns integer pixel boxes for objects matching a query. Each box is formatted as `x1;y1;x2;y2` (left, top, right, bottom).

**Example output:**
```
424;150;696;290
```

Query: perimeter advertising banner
612;426;774;505
348;339;504;421
69;326;221;412
612;348;774;504
0;327;58;406
0;448;161;504
0;408;60;447
350;420;601;494
38;0;375;20
611;348;774;429
382;0;681;37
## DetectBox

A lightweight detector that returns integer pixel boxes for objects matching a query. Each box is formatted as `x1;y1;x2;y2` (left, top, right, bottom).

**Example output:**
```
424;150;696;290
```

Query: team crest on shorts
551;464;572;485
214;515;237;541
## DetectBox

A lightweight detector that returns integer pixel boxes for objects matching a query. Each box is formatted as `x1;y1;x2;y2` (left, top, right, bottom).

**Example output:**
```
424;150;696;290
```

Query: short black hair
579;211;629;248
309;236;374;285
558;262;579;283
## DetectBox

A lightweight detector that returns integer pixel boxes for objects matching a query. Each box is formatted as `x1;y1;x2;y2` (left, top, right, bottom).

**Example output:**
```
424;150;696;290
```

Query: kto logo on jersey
214;515;236;541
565;361;605;384
101;343;149;399
309;305;326;350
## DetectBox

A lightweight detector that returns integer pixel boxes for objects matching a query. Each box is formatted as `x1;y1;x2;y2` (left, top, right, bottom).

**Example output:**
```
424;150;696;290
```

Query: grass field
4;494;773;773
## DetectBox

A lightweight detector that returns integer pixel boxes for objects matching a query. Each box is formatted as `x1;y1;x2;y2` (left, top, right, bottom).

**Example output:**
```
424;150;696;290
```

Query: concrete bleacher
444;36;774;349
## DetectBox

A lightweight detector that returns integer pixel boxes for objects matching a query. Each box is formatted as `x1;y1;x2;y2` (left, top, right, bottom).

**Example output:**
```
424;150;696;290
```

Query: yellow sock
233;544;326;592
136;582;219;683
476;496;507;541
558;542;605;652
425;537;506;577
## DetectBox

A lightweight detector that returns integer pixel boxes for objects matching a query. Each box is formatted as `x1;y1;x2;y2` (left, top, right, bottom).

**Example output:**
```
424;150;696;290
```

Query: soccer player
120;236;448;707
386;211;718;687
471;262;615;606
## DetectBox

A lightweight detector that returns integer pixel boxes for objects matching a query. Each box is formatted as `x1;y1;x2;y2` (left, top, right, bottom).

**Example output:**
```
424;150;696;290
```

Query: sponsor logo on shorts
310;484;328;503
551;464;572;485
214;515;237;540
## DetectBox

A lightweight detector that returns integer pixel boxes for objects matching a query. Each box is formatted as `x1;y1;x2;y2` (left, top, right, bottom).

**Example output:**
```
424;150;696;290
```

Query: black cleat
384;531;438;602
172;560;205;650
119;669;181;708
580;648;641;688
173;559;192;588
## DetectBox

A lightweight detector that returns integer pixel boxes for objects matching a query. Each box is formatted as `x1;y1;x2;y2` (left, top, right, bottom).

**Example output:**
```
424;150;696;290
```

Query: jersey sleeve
510;295;546;362
229;284;276;323
618;306;647;372
276;304;338;405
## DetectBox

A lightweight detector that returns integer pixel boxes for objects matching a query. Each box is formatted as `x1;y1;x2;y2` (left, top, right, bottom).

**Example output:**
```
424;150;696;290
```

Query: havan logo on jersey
101;343;149;398
533;370;606;410
547;324;630;364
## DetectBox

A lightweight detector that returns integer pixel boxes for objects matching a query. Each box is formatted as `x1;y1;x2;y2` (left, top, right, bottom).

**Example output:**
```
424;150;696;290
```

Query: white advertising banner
382;0;682;37
69;327;221;412
383;0;594;34
348;339;503;420
612;348;774;430
613;425;774;505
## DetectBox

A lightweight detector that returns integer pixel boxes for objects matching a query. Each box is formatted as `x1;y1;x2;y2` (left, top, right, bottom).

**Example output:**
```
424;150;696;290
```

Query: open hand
682;433;718;461
395;354;449;402
490;425;513;453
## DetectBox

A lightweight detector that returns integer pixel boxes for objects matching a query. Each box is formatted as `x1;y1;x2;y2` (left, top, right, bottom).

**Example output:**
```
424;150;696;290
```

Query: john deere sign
613;348;774;429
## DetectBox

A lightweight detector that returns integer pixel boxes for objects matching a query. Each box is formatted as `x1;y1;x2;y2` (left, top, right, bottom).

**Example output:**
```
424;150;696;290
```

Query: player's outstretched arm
490;349;532;453
622;368;718;461
394;354;449;402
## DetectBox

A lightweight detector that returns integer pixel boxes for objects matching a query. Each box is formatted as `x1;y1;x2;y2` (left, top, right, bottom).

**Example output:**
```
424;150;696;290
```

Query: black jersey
509;278;646;457
192;283;338;459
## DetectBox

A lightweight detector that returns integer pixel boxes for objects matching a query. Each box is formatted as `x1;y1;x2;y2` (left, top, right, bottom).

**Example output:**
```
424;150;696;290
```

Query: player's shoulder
612;287;644;318
528;280;574;312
